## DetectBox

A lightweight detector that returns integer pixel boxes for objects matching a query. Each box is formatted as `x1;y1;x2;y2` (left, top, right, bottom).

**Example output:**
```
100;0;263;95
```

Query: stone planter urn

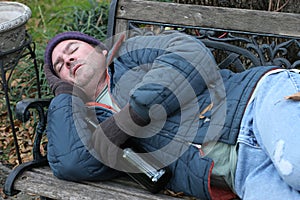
0;1;31;71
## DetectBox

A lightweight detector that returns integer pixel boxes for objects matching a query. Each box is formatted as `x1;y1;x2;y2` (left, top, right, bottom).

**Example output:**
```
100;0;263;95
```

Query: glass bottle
122;147;172;194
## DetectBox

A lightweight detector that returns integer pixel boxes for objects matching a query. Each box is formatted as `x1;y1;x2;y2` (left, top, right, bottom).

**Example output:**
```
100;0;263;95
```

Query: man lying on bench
43;30;300;200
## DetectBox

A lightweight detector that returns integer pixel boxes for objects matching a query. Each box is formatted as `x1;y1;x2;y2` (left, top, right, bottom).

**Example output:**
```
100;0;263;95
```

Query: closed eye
65;42;79;55
54;61;64;74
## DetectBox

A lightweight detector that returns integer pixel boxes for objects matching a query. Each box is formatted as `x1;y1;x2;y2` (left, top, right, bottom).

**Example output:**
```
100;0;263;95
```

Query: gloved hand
43;64;90;102
90;105;150;170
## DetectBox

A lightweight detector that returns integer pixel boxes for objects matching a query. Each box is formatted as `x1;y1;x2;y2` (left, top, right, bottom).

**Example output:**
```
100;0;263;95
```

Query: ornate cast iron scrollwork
128;21;300;71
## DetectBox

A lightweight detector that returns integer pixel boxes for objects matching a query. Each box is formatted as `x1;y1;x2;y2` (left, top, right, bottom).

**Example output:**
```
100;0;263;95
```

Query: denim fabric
235;69;300;200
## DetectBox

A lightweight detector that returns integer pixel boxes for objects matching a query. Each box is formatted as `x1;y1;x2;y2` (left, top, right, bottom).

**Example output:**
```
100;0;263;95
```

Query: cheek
58;69;74;83
85;50;106;68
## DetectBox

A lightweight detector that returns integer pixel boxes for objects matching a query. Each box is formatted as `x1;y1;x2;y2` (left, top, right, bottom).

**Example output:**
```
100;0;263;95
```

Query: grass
0;0;110;165
1;0;110;109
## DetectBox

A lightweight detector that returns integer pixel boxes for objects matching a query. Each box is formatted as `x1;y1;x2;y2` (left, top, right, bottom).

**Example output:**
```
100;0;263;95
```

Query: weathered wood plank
116;0;300;37
115;19;128;36
13;166;176;200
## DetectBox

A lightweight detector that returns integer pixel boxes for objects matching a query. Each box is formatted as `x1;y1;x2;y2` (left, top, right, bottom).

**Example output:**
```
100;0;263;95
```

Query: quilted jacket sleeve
47;94;122;181
113;32;222;122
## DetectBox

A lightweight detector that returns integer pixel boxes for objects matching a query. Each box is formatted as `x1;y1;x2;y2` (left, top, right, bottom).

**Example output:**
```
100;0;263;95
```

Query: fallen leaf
10;79;22;87
164;189;185;198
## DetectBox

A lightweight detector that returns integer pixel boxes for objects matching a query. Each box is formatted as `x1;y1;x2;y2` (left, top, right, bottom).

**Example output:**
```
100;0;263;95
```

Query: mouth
72;63;83;76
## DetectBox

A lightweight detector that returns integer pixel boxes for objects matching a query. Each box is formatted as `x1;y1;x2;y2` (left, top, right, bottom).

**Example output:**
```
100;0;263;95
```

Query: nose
65;57;76;69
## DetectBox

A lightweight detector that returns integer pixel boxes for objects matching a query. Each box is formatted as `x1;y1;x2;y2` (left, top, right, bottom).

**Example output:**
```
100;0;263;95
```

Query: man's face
51;39;107;92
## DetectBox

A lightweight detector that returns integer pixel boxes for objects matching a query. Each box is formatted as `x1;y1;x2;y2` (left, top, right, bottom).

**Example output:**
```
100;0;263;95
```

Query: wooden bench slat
13;166;176;200
116;0;300;37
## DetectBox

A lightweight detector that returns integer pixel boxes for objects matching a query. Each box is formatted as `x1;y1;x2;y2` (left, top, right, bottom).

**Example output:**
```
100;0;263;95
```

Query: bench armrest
16;98;52;161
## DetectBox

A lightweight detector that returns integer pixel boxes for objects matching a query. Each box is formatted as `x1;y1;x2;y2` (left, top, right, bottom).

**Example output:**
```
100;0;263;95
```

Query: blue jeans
235;69;300;200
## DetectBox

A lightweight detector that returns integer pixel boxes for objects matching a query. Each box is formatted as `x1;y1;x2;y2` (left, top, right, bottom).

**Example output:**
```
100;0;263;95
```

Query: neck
94;72;107;100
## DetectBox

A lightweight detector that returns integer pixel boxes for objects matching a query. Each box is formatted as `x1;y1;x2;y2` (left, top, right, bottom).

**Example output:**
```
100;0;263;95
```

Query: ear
102;50;108;56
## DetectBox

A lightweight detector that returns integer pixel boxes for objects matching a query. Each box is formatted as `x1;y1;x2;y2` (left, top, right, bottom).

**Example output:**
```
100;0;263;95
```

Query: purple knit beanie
44;31;108;75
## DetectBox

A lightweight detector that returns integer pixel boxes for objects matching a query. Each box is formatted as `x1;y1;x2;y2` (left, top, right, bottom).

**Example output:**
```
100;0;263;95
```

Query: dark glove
90;105;150;170
43;64;90;102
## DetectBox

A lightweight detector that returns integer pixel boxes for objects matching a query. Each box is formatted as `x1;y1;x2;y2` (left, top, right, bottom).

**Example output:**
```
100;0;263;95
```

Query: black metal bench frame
4;0;300;199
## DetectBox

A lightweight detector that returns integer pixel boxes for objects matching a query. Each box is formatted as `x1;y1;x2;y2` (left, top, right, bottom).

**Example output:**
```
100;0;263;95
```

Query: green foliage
0;0;110;115
61;0;110;42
